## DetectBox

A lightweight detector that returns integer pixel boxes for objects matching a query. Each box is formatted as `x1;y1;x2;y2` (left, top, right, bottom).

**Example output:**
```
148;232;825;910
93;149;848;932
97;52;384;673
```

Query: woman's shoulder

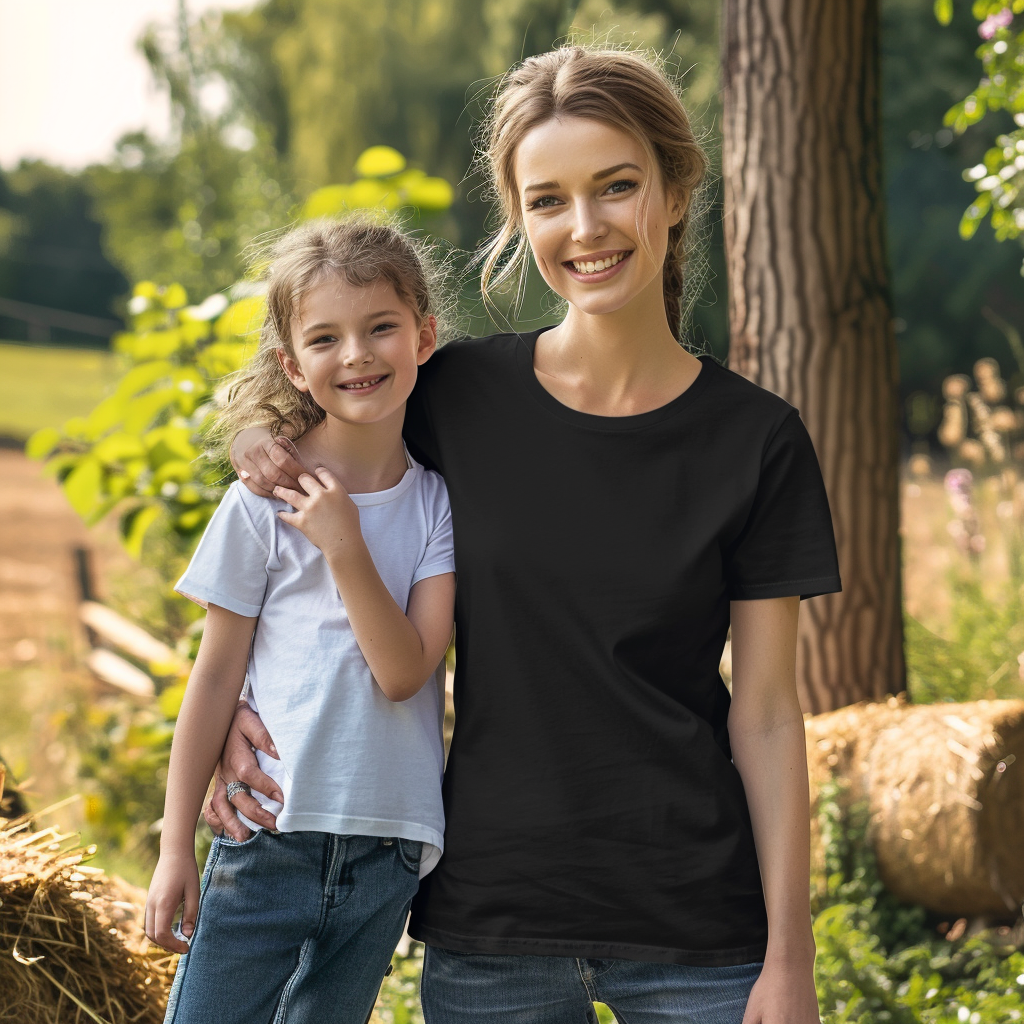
697;352;799;435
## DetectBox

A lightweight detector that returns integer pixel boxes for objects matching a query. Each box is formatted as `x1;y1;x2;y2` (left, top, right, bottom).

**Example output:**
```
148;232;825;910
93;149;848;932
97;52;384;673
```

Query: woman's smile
563;249;634;281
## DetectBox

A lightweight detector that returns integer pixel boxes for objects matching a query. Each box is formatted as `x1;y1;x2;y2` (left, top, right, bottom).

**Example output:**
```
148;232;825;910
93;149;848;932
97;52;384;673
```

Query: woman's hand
741;953;821;1024
274;468;362;560
231;427;310;498
202;702;282;842
145;851;200;954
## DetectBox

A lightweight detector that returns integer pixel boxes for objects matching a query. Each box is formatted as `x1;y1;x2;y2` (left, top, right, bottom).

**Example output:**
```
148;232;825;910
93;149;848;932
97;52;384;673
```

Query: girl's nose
341;339;373;366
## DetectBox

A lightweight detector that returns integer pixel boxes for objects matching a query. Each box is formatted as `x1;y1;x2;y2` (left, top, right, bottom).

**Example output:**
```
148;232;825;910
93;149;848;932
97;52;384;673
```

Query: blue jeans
164;830;422;1024
420;946;763;1024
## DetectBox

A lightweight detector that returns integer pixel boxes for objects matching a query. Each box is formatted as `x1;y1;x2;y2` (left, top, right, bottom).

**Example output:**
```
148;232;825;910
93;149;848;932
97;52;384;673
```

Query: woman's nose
570;200;608;245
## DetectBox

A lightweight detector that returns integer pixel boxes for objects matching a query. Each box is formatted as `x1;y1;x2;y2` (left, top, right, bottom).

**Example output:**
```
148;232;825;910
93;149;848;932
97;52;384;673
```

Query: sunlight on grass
0;342;120;440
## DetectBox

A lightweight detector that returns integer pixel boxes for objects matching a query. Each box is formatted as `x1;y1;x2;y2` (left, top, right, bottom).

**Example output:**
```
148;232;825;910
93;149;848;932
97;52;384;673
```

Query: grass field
0;341;120;441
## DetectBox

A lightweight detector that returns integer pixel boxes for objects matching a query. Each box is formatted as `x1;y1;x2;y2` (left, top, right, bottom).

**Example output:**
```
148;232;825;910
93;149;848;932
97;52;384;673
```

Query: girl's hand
203;703;281;842
145;851;200;954
231;428;310;498
274;469;362;559
741;955;821;1024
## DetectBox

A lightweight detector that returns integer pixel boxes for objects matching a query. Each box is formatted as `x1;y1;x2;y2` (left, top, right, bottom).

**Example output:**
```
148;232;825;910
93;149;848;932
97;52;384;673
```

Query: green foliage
30;149;454;562
906;575;1024;702
812;778;1024;1023
937;3;1024;273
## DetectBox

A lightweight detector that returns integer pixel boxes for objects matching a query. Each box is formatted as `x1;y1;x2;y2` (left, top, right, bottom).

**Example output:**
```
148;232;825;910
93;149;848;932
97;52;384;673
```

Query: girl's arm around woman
728;595;821;1024
144;605;257;953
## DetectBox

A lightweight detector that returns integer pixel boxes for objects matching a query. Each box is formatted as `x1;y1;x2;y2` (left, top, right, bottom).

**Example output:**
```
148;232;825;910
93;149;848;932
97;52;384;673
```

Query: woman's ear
276;347;309;392
669;189;689;228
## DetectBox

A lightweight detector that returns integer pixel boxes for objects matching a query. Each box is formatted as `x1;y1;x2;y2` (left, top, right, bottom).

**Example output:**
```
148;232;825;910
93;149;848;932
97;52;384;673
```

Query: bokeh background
2;1;1024;1022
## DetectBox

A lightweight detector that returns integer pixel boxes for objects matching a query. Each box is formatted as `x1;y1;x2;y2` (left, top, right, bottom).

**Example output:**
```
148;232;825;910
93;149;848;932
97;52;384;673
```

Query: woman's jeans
420;945;763;1024
163;830;422;1024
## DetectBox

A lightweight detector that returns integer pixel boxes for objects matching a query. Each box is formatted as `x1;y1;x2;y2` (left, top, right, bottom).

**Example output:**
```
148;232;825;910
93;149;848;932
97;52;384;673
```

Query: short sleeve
411;474;455;586
725;409;842;601
174;483;270;616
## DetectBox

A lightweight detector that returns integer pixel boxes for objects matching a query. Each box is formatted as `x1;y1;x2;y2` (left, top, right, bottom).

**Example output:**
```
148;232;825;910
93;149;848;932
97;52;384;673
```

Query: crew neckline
348;444;418;506
514;326;717;432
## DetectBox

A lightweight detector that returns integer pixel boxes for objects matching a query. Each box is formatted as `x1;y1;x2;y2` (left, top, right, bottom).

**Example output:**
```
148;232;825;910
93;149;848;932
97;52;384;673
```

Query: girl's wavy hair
210;214;448;461
477;45;712;342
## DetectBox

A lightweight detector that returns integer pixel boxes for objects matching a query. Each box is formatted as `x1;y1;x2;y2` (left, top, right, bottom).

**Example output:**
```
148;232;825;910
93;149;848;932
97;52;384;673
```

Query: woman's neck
294;410;409;494
533;278;701;417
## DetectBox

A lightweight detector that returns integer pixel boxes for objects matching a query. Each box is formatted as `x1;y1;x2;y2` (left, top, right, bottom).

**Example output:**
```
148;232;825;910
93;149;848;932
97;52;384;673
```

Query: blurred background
2;1;1024;1022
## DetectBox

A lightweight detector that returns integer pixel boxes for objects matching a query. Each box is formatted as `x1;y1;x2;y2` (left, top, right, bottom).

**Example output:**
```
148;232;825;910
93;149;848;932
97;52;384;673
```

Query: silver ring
226;781;252;803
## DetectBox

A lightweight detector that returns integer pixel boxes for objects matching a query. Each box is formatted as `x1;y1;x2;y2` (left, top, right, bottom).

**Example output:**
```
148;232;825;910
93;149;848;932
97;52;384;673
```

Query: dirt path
0;446;132;813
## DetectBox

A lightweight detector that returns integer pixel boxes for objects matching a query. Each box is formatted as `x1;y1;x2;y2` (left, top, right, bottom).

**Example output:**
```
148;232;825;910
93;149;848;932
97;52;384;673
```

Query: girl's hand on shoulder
741;954;821;1024
232;428;310;498
274;468;361;559
145;851;200;954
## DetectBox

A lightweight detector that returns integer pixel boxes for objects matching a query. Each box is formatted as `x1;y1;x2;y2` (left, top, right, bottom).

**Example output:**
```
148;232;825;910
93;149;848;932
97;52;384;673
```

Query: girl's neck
534;276;701;416
294;410;409;494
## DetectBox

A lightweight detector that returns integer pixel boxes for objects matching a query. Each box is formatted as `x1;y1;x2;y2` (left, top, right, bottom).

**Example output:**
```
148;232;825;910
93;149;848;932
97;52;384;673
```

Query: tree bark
721;0;905;712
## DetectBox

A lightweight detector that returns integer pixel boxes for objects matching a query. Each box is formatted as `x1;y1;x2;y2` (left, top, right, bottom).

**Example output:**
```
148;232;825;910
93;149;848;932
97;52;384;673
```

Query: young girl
144;215;457;1024
223;46;839;1024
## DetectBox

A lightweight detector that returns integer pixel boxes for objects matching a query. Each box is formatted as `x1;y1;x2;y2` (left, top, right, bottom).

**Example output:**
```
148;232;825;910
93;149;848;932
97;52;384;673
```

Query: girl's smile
562;248;634;281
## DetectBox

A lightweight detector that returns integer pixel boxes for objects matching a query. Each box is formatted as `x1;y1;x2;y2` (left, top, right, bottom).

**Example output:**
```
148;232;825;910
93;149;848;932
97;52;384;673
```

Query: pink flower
979;8;1014;39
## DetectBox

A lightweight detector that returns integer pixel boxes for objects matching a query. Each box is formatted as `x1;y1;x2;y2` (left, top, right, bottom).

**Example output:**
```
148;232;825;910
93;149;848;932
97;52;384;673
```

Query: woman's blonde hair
211;214;443;459
479;45;710;341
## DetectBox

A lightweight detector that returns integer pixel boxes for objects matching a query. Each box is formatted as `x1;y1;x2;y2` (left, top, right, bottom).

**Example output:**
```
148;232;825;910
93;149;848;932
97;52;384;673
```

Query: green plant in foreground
813;778;1024;1023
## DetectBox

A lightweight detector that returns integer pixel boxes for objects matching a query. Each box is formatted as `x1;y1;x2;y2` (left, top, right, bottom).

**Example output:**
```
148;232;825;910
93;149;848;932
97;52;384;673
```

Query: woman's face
513;116;682;319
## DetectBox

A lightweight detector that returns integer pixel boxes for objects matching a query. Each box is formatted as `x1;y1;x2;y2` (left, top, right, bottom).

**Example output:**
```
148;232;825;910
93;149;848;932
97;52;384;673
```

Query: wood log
85;649;155;700
806;696;1024;916
79;601;179;670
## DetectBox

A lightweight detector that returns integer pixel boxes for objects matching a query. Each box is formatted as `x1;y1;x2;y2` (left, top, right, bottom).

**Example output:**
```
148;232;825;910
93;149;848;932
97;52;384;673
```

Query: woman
215;46;840;1024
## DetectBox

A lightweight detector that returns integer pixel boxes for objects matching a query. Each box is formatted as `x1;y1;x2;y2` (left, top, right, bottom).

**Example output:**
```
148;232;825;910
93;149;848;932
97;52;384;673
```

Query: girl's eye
526;194;561;211
606;179;638;196
311;334;336;345
371;322;398;334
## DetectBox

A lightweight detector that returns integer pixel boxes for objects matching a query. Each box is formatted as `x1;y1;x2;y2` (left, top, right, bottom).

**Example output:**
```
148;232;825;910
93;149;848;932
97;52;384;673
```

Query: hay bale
0;803;175;1024
807;695;1024;917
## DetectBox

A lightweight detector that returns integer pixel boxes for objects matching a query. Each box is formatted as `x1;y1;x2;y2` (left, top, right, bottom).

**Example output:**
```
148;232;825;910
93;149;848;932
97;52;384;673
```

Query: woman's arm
230;426;309;497
276;469;456;701
728;595;821;1024
144;604;258;953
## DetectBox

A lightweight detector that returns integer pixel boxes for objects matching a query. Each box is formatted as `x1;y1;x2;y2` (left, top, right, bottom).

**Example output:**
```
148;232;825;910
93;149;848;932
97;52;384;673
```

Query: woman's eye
606;179;638;196
526;194;561;211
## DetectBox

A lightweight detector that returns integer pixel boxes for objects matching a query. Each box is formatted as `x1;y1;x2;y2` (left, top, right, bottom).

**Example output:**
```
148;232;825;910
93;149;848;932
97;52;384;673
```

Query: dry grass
0;787;175;1024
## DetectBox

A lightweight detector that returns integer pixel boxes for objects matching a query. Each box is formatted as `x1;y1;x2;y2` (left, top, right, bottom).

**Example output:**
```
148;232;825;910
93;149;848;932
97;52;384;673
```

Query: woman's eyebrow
523;162;644;194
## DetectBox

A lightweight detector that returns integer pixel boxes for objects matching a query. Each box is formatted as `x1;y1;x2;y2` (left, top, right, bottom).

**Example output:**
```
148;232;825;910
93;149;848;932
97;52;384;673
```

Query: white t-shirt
175;452;454;876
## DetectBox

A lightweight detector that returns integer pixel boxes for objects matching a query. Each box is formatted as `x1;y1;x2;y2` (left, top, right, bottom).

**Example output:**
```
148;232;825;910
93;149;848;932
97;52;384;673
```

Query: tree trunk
721;0;905;712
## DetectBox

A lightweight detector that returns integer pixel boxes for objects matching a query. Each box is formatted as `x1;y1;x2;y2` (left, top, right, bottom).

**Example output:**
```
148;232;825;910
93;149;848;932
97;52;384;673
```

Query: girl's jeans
420;945;763;1024
163;830;422;1024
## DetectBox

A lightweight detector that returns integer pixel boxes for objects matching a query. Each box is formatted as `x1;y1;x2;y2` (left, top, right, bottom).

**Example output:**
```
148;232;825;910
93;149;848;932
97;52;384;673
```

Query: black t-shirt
402;328;842;967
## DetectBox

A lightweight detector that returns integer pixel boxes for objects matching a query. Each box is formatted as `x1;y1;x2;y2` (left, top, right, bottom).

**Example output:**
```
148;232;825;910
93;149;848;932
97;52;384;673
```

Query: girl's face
279;275;436;427
514;116;683;319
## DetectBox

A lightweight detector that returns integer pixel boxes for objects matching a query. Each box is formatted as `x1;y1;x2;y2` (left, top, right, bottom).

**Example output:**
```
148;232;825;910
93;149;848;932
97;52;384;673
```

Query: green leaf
85;392;130;439
354;145;406;178
158;681;188;719
63;457;103;518
404;175;454;212
92;433;147;465
121;503;162;559
25;427;61;460
116;360;175;400
161;283;188;309
301;184;350;220
123;387;179;435
216;296;266;340
934;0;953;24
